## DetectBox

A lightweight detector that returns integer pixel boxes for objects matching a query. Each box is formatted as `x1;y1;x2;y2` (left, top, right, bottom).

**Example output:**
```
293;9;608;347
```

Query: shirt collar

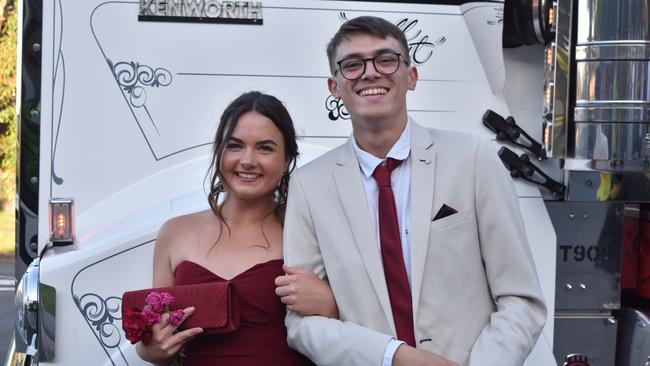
352;118;412;179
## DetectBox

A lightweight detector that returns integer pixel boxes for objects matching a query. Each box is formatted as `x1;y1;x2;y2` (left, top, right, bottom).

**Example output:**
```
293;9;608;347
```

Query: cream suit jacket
284;121;546;366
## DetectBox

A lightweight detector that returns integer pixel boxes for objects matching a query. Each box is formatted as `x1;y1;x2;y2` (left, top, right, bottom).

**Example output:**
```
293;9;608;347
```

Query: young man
280;16;546;366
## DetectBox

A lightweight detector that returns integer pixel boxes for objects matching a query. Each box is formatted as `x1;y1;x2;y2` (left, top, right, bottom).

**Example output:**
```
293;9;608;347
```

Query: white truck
11;0;650;365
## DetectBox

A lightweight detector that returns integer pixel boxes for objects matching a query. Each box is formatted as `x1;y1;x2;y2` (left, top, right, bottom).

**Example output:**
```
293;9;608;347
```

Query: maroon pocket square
432;204;458;221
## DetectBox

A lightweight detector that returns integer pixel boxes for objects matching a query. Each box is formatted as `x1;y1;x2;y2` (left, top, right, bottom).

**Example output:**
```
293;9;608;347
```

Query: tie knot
372;158;402;187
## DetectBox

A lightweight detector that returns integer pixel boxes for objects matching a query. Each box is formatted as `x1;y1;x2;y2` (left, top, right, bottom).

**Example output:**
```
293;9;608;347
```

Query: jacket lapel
409;122;436;322
333;139;395;332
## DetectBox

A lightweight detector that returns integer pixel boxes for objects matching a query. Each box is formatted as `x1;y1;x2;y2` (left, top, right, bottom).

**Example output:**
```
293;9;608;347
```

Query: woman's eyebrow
256;139;278;146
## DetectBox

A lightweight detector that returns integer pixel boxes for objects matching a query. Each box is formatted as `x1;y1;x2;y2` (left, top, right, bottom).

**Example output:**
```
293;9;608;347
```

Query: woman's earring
216;181;225;193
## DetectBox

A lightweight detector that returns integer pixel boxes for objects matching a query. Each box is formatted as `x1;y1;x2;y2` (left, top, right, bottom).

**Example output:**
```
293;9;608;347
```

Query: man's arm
283;172;392;366
468;139;547;365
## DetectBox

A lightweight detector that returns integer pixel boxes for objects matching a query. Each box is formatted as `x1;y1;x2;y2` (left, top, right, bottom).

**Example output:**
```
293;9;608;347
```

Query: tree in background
0;0;16;211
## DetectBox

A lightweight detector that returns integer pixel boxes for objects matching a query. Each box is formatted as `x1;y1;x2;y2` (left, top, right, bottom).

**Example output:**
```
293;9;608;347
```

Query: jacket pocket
429;209;474;233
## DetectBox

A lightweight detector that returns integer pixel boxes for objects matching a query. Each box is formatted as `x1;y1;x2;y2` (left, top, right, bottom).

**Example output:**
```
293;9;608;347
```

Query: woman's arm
152;219;178;287
275;264;339;319
136;219;203;364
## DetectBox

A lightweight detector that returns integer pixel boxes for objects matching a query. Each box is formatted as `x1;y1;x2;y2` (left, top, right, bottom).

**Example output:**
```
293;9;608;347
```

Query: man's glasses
335;51;407;81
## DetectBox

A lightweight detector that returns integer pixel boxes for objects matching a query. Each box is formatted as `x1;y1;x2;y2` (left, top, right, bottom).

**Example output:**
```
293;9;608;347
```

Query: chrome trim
573;122;650;163
616;308;650;366
575;44;650;61
576;101;650;106
564;158;650;172
4;337;31;366
15;259;39;349
559;0;650;168
10;258;47;366
532;0;546;44
543;0;573;158
577;40;650;46
562;160;592;172
540;0;551;34
574;106;650;124
576;0;650;44
575;61;650;104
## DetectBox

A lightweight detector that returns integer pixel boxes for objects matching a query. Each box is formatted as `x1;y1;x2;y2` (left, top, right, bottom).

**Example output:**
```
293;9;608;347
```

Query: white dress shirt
352;119;412;366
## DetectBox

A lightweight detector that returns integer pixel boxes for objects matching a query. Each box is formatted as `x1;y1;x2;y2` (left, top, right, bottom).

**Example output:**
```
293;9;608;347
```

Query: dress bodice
173;259;313;366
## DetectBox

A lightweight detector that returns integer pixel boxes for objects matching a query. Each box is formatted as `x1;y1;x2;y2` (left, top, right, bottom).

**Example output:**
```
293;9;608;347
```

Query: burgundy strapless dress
174;259;314;366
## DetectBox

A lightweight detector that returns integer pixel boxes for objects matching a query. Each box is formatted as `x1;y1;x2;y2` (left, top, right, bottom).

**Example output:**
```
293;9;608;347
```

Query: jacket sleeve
283;172;393;366
468;139;547;366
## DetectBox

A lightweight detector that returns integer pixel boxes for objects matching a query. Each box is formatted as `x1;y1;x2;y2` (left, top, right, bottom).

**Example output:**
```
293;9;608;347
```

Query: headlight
15;258;40;348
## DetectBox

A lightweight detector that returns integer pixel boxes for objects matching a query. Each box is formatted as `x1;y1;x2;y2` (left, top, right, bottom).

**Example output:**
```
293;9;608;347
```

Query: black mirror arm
483;109;545;159
497;146;565;197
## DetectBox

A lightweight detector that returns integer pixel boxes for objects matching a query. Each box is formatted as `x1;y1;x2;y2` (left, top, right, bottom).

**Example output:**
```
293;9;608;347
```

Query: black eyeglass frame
334;51;409;81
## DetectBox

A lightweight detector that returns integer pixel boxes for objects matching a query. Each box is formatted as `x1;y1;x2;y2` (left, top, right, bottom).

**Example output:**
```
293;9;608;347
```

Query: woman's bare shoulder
156;209;215;246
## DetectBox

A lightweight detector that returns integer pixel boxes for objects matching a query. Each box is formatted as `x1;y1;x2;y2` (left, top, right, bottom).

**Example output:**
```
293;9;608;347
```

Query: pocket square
432;204;458;221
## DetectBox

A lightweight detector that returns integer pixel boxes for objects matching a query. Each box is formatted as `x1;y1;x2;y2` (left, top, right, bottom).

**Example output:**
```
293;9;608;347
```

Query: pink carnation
160;292;174;307
141;308;162;326
168;309;185;327
145;292;164;313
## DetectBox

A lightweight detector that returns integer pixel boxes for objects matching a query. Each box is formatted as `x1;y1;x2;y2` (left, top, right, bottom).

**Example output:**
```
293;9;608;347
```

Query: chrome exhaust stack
546;0;650;172
542;1;650;365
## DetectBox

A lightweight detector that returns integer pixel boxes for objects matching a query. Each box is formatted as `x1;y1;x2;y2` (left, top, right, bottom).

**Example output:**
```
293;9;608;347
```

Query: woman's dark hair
207;91;299;224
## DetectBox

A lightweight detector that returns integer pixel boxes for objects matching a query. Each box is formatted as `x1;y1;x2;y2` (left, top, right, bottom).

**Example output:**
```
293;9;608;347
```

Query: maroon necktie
372;158;416;347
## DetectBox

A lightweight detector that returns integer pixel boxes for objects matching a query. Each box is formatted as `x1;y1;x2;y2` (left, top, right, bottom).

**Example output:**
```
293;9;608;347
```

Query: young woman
136;91;336;365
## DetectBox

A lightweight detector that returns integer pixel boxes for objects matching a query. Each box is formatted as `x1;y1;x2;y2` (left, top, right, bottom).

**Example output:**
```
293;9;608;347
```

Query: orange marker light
57;214;66;237
544;84;553;109
49;198;75;245
544;124;551;146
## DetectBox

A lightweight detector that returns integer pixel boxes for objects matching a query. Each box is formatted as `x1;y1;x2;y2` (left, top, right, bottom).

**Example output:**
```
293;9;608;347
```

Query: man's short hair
326;16;411;76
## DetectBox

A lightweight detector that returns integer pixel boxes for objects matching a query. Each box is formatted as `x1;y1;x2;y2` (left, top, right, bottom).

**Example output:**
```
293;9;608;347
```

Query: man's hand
275;265;339;318
392;344;459;366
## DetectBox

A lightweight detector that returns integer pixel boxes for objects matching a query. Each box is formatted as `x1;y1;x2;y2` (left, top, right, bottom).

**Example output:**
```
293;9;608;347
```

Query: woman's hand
275;265;339;319
135;307;203;364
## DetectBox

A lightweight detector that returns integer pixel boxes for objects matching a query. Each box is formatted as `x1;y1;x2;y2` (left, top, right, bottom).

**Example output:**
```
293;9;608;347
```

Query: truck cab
11;1;650;365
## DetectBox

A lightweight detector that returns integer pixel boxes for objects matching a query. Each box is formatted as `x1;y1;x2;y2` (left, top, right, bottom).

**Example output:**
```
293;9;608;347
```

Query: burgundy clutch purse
122;281;240;334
